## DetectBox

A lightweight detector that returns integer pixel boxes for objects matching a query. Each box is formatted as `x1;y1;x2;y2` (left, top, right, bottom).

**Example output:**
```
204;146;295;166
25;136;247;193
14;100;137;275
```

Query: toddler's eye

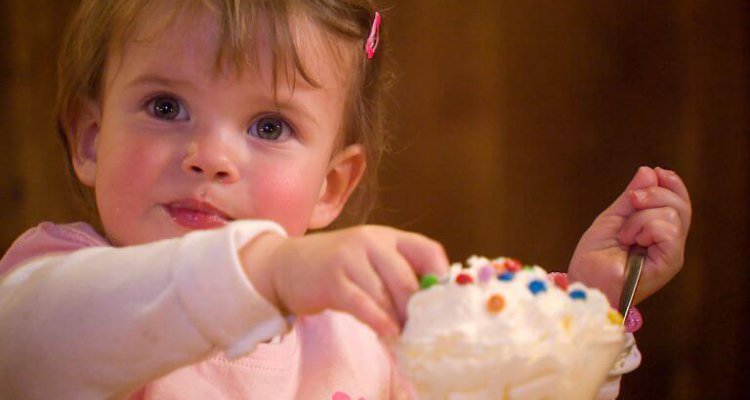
248;116;293;141
147;96;188;120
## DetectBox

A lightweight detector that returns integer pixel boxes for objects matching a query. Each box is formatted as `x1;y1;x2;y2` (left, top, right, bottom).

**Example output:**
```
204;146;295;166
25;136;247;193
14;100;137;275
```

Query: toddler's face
74;11;362;245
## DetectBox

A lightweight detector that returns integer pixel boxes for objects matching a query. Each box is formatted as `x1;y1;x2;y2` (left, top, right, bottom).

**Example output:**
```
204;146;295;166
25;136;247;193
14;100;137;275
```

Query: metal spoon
618;245;646;323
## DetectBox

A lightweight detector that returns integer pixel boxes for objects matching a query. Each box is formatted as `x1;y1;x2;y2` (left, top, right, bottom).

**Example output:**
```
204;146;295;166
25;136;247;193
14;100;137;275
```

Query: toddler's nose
182;140;240;183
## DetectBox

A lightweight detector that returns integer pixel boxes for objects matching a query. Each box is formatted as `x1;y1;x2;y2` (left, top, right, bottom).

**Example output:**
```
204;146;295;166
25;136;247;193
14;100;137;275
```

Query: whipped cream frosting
397;256;625;400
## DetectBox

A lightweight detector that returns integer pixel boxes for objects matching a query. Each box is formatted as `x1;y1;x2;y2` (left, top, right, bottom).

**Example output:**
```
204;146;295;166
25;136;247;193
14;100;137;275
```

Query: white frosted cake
397;256;626;400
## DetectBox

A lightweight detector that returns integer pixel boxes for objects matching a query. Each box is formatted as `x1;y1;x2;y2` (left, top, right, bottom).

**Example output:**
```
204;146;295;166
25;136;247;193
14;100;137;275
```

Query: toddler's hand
568;166;691;306
240;226;449;338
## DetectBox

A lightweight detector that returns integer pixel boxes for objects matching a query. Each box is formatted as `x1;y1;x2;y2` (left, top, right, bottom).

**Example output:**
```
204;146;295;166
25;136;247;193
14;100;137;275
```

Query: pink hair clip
365;11;382;59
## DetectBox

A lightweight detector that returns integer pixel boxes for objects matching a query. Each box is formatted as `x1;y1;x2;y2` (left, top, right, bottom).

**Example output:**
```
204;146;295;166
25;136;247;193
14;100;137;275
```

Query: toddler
0;0;691;399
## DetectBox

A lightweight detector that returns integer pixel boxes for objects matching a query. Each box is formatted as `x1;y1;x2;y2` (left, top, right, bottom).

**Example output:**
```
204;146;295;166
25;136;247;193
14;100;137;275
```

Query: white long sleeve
0;220;287;399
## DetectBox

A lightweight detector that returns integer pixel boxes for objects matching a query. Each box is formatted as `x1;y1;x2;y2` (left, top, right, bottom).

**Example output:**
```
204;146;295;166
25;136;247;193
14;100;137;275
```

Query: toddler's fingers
633;219;685;281
343;254;401;329
335;282;400;338
629;186;691;230
618;207;683;246
655;167;692;227
624;166;659;192
655;167;690;202
635;219;685;296
395;232;450;278
605;166;659;218
368;247;420;324
634;219;683;249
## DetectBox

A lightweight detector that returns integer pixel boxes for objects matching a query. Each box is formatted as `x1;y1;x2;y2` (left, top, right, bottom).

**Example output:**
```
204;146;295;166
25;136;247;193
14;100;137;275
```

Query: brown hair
56;0;394;227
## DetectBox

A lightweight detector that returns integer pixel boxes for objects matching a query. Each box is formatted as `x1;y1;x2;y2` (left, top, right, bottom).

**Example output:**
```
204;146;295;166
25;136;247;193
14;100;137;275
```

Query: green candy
419;274;440;290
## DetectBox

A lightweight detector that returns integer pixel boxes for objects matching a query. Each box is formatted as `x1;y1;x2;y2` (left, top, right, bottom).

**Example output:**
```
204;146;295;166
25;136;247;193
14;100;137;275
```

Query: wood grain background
2;1;749;398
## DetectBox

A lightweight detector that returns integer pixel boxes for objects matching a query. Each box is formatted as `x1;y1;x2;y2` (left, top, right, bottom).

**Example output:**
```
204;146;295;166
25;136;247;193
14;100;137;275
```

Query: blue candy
569;290;587;300
528;280;547;295
498;272;515;282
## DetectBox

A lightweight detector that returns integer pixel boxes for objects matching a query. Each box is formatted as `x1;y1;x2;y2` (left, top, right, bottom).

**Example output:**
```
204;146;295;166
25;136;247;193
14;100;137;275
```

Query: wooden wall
2;0;749;398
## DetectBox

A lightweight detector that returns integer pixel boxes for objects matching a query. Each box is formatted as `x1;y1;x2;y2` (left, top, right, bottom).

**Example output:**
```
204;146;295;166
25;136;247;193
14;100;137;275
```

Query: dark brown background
2;1;749;399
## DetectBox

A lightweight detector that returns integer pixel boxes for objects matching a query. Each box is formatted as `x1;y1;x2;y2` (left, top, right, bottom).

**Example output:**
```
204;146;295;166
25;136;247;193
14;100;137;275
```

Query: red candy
504;258;522;272
455;273;474;285
550;273;569;290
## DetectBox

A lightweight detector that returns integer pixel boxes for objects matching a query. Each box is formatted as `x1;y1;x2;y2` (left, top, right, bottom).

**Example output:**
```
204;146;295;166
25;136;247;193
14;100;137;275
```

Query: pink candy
478;265;495;283
624;307;643;333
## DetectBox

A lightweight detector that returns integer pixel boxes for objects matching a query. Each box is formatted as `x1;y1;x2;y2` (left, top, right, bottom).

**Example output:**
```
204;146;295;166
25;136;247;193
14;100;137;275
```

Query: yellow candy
607;310;624;325
561;316;572;332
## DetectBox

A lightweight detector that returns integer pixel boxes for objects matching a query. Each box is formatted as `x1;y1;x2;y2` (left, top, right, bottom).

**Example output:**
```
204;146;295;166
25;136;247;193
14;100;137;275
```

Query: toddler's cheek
248;175;321;236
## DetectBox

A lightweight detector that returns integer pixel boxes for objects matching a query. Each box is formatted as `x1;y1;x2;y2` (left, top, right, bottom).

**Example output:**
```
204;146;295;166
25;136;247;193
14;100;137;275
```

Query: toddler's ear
72;101;102;188
309;144;366;229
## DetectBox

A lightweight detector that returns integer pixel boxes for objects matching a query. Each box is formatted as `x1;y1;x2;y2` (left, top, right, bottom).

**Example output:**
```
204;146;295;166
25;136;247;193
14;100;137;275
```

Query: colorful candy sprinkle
550;273;569;290
498;272;515;281
569;290;587;300
607;310;624;325
491;261;506;273
523;265;534;271
624;307;643;333
478;265;496;283
504;258;523;272
528;280;547;295
419;274;440;290
561;316;572;332
455;273;474;285
486;294;506;313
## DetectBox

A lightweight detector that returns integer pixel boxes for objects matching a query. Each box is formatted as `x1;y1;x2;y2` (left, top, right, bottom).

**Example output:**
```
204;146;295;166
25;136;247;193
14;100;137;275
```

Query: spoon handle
619;246;646;322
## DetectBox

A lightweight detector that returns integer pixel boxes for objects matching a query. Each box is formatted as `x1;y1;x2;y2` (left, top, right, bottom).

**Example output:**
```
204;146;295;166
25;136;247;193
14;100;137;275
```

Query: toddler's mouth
165;199;233;230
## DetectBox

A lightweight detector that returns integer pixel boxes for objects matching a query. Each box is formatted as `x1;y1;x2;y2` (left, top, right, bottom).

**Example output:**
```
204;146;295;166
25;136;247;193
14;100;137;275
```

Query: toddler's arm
0;221;287;399
240;225;450;339
566;167;690;397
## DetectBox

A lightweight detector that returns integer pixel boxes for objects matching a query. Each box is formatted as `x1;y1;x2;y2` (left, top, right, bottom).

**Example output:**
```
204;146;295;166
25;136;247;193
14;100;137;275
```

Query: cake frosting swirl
397;256;626;400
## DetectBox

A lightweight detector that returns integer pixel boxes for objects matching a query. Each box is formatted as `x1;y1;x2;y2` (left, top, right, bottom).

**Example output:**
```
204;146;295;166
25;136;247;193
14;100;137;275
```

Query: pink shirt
0;222;395;399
